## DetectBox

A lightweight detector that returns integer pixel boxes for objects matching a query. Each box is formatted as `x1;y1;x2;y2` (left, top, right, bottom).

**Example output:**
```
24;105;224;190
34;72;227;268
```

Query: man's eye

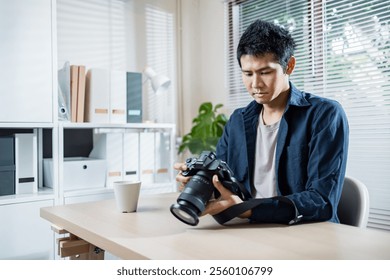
243;72;252;77
260;71;271;75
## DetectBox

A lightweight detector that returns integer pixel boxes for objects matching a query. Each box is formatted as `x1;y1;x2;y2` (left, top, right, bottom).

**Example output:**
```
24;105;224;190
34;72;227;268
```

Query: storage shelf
140;182;177;195
61;181;177;198
0;122;55;129
0;187;55;206
59;121;175;129
63;187;113;198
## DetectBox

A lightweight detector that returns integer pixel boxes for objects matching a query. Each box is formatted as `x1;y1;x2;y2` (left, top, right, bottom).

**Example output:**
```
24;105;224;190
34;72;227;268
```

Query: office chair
337;176;370;228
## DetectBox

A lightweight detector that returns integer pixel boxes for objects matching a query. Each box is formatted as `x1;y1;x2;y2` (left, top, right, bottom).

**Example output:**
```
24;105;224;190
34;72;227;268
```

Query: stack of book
62;66;143;124
70;65;86;123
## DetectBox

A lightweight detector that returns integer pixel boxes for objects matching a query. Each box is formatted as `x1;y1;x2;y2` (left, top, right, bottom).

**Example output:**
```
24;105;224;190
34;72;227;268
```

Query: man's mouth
253;92;266;96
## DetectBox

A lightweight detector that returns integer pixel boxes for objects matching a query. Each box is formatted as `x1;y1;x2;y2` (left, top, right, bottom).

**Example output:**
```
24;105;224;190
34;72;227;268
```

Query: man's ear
286;56;296;75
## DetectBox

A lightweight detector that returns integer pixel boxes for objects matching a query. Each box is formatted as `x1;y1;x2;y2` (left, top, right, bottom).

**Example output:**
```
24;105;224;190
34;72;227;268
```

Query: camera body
170;151;248;226
181;151;245;199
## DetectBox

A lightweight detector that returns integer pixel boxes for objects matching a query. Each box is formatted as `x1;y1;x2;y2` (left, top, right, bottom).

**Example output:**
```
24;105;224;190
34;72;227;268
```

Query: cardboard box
43;157;106;191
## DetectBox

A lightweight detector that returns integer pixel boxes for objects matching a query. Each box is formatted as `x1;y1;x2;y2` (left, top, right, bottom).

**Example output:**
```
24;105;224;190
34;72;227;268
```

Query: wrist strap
212;196;303;225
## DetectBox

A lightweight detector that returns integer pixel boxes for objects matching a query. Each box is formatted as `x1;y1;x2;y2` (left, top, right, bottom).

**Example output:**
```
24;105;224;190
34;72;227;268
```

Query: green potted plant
178;102;228;156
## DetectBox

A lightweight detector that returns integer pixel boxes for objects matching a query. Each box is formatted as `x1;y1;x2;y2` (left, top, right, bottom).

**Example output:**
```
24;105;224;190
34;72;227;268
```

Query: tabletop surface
40;192;390;260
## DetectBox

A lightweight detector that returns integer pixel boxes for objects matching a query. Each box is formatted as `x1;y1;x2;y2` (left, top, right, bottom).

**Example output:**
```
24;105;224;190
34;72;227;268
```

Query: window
57;0;128;70
145;4;176;124
57;0;176;124
225;0;390;230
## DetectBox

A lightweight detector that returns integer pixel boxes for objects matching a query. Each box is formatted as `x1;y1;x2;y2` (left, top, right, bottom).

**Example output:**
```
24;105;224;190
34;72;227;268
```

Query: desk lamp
144;67;171;94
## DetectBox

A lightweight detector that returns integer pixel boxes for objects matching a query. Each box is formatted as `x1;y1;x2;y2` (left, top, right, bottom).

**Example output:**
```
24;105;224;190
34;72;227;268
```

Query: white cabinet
0;199;55;260
0;1;56;260
0;0;54;123
0;126;57;260
0;0;178;260
64;192;115;205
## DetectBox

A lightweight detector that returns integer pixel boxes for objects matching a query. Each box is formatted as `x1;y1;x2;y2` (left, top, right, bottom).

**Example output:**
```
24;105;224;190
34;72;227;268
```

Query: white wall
179;0;226;136
58;0;226;138
199;0;227;109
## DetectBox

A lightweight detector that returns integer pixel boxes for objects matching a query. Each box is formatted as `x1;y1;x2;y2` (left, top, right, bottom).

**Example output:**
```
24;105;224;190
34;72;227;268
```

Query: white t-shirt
253;111;280;198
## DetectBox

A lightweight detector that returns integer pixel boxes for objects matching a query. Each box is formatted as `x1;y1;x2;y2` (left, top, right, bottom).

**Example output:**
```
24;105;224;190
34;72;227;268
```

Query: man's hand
173;162;190;191
202;175;252;219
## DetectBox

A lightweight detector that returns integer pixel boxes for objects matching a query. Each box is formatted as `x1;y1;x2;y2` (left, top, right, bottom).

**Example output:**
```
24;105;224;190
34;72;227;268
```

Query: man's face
240;53;292;106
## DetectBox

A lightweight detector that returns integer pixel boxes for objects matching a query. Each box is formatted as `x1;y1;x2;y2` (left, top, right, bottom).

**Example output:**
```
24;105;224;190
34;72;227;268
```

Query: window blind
57;0;177;124
57;0;128;69
225;0;390;231
145;4;176;124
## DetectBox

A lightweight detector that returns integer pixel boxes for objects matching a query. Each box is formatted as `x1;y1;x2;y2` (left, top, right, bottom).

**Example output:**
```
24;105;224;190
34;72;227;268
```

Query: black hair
237;19;296;70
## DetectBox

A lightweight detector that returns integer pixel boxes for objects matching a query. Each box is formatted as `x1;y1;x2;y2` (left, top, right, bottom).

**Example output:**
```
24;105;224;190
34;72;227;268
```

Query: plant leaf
214;103;223;111
178;101;229;155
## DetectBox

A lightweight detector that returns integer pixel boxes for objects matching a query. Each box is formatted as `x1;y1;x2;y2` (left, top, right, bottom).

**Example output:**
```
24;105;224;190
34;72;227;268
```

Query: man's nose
252;74;263;88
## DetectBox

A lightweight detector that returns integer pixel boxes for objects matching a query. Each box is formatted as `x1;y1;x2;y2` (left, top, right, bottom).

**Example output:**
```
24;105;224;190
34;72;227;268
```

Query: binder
126;72;143;123
85;69;142;124
154;132;171;183
106;133;123;187
85;68;110;123
0;166;15;196
90;132;123;187
123;132;140;181
110;70;127;124
0;136;15;196
57;61;71;121
70;65;79;122
76;65;86;122
14;133;38;194
139;131;155;184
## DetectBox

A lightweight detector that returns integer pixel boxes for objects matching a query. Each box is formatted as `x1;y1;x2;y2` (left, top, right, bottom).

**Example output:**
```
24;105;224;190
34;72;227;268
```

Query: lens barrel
170;171;214;226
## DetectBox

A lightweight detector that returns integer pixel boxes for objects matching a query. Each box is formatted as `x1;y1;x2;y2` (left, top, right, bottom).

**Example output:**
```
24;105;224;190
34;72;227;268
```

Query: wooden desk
40;192;390;260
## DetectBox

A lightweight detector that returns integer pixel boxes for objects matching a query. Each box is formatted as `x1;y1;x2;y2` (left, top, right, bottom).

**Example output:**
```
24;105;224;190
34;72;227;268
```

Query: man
175;19;349;225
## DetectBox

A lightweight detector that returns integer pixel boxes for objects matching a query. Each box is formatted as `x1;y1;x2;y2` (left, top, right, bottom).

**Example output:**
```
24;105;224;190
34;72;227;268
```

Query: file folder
155;132;171;183
126;72;143;123
110;70;127;124
85;69;110;123
90;132;123;187
123;132;140;181
0;136;15;196
14;133;37;194
139;131;155;184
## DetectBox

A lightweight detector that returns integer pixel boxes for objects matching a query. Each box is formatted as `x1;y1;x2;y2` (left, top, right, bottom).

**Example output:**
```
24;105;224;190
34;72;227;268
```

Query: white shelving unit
0;124;58;203
56;122;176;205
0;0;177;260
0;0;57;260
0;125;57;260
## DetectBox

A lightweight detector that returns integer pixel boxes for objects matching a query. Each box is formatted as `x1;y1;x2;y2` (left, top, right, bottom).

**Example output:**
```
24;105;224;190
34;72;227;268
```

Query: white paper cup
113;181;141;213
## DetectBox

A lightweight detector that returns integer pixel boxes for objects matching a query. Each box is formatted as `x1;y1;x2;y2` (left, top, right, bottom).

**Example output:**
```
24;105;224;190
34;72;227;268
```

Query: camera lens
170;171;214;226
170;200;199;226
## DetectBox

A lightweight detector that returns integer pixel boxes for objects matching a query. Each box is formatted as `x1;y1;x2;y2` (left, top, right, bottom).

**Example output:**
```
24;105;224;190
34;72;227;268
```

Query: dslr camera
170;151;248;226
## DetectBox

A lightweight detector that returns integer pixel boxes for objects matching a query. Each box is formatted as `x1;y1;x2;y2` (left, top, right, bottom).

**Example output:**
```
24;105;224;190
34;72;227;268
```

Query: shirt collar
288;82;311;107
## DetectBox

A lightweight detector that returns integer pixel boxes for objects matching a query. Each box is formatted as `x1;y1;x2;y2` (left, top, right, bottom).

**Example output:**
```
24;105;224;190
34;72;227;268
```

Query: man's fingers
203;199;230;216
176;175;190;183
173;162;187;171
212;175;232;196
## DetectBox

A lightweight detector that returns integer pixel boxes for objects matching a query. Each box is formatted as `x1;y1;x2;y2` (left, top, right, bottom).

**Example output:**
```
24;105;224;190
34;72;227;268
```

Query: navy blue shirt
216;82;349;224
